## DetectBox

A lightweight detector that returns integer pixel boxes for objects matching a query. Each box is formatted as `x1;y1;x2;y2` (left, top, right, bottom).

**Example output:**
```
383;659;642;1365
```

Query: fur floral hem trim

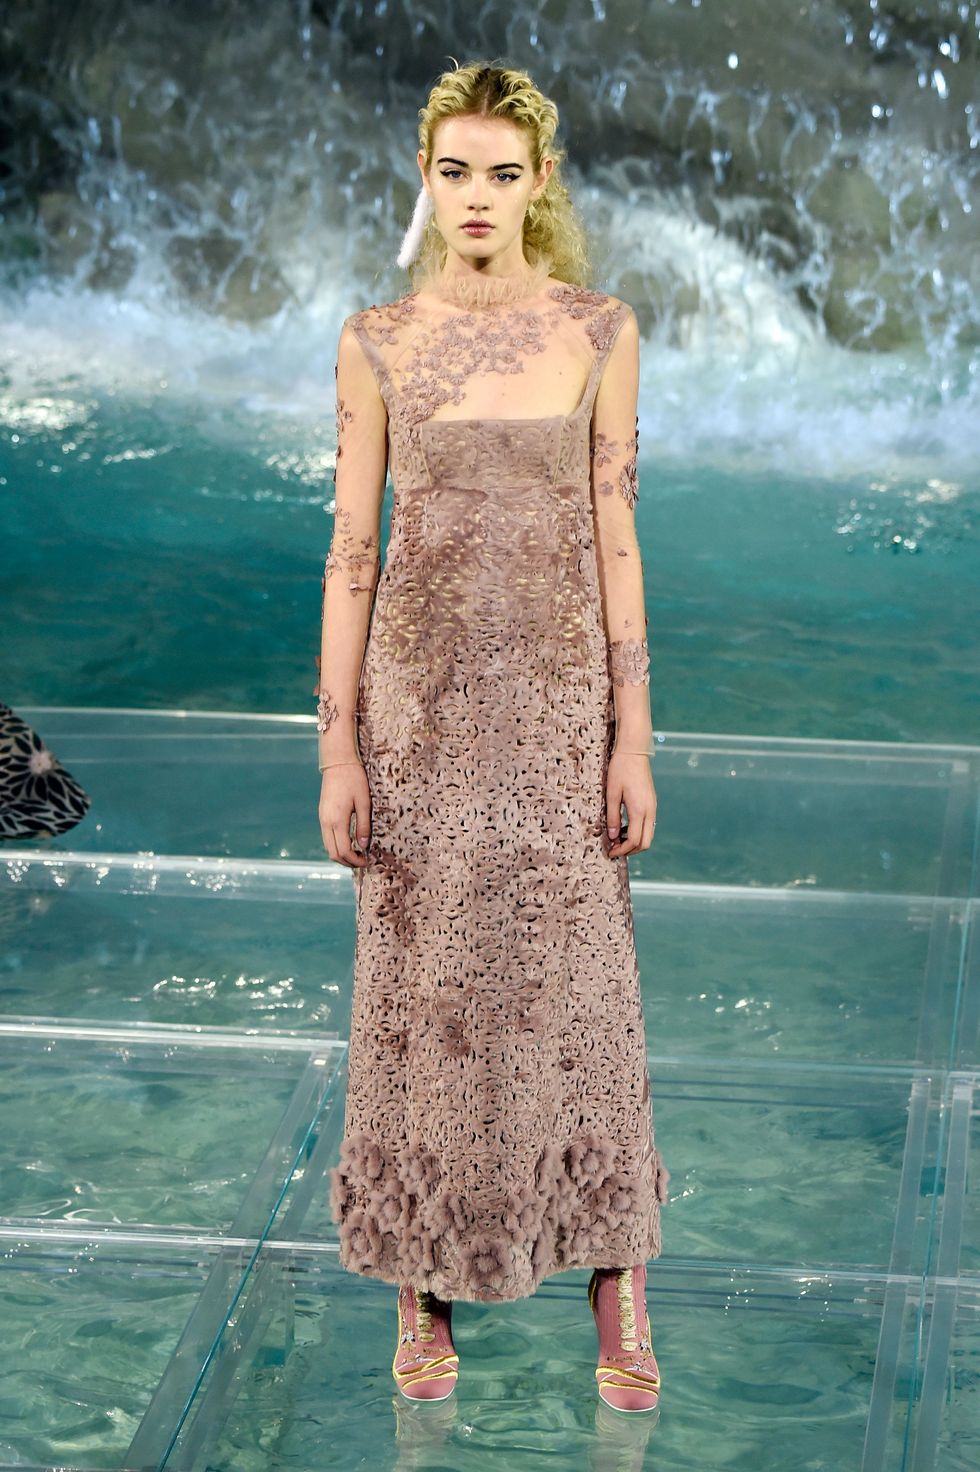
329;1128;668;1303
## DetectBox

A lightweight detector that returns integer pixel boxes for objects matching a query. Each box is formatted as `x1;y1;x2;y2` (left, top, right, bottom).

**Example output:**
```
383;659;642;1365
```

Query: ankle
398;1284;455;1342
393;1285;459;1400
591;1264;651;1354
588;1264;660;1413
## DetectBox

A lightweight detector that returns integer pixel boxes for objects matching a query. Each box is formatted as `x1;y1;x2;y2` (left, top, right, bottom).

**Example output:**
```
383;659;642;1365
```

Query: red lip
462;223;493;232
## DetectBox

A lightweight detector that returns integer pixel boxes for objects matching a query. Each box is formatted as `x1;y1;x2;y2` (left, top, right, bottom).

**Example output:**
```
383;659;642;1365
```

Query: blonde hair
409;59;593;290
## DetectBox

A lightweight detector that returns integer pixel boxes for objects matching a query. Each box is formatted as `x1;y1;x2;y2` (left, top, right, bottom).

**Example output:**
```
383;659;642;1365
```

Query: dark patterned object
0;703;91;840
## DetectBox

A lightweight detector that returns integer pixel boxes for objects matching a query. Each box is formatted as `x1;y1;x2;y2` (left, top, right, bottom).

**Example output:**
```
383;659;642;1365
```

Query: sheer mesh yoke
325;272;668;1303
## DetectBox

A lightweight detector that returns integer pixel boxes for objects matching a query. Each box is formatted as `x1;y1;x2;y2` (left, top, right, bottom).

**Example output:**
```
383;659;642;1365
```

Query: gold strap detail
597;1364;660;1385
616;1267;638;1350
415;1288;435;1342
395;1352;459;1387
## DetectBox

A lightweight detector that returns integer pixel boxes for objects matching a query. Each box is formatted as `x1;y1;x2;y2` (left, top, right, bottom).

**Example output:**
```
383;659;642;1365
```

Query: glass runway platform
1;708;977;1470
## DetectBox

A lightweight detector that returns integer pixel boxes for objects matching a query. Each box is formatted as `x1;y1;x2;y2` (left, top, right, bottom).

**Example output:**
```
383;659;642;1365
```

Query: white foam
0;226;975;482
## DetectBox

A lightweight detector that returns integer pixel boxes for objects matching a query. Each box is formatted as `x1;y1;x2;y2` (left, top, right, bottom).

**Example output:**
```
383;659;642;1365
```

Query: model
315;58;670;1415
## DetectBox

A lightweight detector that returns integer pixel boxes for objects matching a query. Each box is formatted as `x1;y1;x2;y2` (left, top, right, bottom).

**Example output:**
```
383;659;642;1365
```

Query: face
419;114;553;268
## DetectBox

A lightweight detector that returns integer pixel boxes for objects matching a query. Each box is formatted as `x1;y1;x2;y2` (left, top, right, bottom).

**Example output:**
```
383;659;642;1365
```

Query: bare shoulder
546;279;635;354
344;292;418;335
546;278;630;309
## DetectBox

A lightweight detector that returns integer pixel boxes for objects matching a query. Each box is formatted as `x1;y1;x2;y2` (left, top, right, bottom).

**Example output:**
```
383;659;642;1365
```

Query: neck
418;252;554;310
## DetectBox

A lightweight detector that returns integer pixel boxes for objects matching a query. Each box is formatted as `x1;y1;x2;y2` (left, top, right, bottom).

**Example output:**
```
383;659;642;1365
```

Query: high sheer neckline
417;253;554;311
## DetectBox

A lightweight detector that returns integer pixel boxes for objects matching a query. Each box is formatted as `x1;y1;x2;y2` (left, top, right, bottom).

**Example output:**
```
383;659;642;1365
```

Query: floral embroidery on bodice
315;263;651;767
346;273;632;492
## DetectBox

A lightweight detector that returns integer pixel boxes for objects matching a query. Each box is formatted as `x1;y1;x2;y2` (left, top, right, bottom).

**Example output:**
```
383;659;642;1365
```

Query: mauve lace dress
320;255;670;1303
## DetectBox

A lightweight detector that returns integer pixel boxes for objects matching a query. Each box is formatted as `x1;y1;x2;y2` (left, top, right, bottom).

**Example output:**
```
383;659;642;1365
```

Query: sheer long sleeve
590;306;654;753
314;319;388;770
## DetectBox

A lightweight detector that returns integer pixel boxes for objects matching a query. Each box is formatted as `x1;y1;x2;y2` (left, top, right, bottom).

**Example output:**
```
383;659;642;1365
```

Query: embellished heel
588;1263;661;1413
392;1284;459;1401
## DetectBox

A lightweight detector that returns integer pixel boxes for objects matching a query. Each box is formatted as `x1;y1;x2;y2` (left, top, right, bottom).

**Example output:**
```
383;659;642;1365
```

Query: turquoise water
1;366;978;1470
3;391;978;745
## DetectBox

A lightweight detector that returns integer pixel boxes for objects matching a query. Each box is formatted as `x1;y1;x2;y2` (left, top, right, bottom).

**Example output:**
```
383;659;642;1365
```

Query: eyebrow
436;157;526;170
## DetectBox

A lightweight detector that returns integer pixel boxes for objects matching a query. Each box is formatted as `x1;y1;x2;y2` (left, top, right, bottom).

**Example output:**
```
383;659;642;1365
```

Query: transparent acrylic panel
268;1054;941;1289
953;901;980;1071
632;889;969;1070
935;1075;975;1284
1;713;976;1468
931;1283;980;1470
648;739;978;897
13;711;980;896
13;708;333;863
0;856;354;1035
158;1251;923;1472
1;856;970;1070
0;1233;251;1472
0;1022;343;1237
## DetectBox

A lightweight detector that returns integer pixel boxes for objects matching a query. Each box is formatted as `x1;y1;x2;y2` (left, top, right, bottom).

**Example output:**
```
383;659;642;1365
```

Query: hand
319;761;372;869
606;751;657;858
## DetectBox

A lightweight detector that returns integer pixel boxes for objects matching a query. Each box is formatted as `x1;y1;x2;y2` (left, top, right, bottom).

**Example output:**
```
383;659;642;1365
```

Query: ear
532;156;554;198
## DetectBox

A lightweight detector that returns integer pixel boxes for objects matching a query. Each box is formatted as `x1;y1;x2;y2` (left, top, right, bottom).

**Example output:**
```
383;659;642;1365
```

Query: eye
438;169;521;183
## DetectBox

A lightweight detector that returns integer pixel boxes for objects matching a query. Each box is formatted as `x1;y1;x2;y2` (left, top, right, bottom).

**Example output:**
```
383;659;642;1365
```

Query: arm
590;306;654;756
314;319;388;771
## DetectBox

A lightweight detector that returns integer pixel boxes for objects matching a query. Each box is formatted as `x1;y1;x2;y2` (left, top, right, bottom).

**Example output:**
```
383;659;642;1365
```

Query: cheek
504;190;533;223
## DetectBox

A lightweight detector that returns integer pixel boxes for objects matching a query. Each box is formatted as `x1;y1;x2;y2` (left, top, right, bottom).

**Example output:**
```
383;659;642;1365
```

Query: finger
613;801;649;856
609;806;635;857
346;810;370;867
319;819;339;862
353;788;372;852
606;780;624;844
618;815;641;855
627;807;651;853
331;821;364;869
620;800;653;859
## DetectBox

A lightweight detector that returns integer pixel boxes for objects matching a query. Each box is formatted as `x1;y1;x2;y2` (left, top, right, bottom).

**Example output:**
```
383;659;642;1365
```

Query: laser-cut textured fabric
327;266;669;1303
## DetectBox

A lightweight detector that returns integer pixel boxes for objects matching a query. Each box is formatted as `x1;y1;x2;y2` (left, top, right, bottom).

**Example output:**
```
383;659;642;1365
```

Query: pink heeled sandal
392;1284;459;1401
587;1263;662;1413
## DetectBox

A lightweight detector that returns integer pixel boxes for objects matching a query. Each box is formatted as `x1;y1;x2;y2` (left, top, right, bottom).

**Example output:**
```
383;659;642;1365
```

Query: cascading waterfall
0;0;976;479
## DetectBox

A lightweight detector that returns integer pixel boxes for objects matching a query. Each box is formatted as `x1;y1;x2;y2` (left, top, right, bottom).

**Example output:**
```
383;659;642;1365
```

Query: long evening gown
324;252;670;1303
